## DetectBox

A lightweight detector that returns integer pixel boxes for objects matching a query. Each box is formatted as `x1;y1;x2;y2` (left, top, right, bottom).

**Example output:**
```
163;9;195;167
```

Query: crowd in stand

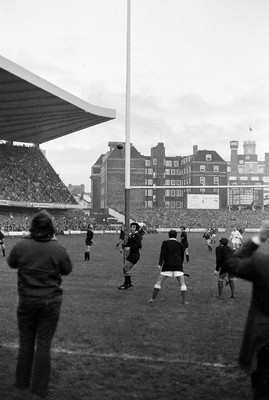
0;143;77;204
111;204;269;230
0;210;91;233
0;207;268;233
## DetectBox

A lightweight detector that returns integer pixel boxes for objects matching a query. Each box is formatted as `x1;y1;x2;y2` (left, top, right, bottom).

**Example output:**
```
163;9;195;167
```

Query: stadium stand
0;143;77;204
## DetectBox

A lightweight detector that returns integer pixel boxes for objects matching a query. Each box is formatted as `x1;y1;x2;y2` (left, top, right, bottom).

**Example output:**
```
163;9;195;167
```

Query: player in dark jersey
84;224;95;261
118;222;142;290
180;226;189;262
214;237;235;299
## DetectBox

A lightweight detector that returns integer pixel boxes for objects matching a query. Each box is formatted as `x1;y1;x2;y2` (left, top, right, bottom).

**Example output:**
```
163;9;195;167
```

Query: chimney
193;145;198;155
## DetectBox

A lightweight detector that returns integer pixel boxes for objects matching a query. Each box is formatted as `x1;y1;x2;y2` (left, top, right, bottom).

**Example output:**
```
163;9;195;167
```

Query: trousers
251;343;269;400
16;301;61;397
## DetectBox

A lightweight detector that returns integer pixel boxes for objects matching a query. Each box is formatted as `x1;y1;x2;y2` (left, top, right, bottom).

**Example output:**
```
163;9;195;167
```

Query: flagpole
125;0;131;236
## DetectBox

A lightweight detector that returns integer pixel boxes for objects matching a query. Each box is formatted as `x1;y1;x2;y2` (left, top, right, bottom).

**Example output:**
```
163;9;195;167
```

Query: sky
1;0;269;191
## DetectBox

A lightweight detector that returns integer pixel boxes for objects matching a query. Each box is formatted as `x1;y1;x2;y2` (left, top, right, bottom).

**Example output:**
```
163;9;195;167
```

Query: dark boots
118;275;133;290
84;252;90;261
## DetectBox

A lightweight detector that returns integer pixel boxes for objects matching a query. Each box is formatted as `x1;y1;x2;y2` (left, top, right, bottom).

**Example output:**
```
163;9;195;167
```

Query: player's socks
125;275;132;287
218;281;224;298
84;252;88;261
181;290;188;305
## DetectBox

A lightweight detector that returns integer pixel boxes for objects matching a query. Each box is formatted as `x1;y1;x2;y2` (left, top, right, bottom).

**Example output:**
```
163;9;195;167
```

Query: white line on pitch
1;342;237;369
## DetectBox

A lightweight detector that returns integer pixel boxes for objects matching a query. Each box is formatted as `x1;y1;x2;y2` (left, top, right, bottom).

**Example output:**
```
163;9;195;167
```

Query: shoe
217;296;223;300
147;299;155;303
118;284;127;290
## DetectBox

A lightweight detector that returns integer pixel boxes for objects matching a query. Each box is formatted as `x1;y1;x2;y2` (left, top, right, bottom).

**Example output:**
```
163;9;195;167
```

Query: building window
176;180;181;185
174;161;179;167
153;159;157;165
145;160;150;166
165;189;170;196
148;189;153;196
171;169;175;175
171;201;175;208
147;179;153;185
166;160;172;167
145;189;147;196
148;168;153;175
165;201;170;208
206;154;212;161
213;177;219;185
147;201;153;207
171;189;175;196
145;168;148;174
165;180;170;185
200;177;205;185
165;169;170;175
171;180;175;185
214;165;219;172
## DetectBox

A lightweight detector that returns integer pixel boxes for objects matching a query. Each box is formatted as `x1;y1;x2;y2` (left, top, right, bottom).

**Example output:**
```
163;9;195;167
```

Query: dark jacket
85;229;94;245
124;231;141;255
227;239;269;370
215;245;234;274
159;238;184;272
7;236;72;304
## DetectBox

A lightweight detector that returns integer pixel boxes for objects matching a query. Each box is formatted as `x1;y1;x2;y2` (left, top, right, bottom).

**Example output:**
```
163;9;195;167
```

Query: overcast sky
1;0;269;191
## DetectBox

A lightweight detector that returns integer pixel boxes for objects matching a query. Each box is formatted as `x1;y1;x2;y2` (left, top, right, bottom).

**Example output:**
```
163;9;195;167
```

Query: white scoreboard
187;194;219;209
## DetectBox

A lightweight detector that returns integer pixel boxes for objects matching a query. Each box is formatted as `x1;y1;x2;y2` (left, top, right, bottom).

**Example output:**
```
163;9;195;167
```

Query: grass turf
0;232;255;399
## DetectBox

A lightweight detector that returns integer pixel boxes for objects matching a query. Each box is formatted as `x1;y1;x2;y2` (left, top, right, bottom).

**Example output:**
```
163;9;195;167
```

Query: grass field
0;232;256;400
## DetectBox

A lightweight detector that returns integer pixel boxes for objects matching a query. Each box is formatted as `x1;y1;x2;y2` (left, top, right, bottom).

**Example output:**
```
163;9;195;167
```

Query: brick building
227;140;269;209
91;142;145;210
91;141;228;211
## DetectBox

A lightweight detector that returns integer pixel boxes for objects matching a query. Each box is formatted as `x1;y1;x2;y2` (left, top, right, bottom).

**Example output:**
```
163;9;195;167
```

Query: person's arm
59;248;73;276
7;246;19;269
215;246;221;274
158;241;166;268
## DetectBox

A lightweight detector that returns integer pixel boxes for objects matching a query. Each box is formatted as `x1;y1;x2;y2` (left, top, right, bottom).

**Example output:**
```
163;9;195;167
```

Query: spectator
227;222;269;400
7;210;72;399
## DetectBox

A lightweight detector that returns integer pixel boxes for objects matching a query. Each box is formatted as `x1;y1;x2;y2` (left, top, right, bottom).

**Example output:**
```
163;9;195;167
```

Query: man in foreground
7;210;72;399
227;222;269;400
